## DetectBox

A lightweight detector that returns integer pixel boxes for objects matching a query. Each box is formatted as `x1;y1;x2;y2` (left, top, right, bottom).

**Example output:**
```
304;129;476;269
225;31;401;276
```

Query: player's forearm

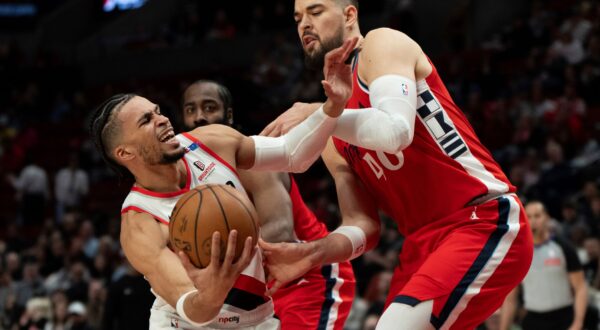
261;218;296;243
499;303;516;330
499;288;518;330
182;290;224;325
250;100;341;173
304;233;355;266
306;222;378;266
334;106;413;153
572;283;588;328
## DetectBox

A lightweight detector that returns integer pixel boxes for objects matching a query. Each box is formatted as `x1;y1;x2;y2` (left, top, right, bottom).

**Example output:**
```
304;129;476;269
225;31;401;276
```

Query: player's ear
226;107;234;126
343;4;358;27
115;145;135;163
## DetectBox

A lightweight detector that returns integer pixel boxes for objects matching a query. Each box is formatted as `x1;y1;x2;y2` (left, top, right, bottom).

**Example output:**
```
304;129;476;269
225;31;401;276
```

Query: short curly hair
89;93;136;178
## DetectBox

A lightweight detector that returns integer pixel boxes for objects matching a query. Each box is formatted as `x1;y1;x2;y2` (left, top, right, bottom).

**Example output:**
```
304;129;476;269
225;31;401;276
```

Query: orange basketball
169;184;259;268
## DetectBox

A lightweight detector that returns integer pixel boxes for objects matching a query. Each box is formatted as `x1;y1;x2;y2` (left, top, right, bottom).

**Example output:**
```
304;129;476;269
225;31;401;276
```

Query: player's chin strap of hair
176;290;216;327
334;75;417;154
250;105;337;173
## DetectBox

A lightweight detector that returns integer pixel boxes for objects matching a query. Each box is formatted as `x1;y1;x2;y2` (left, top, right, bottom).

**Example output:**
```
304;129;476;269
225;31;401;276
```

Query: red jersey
288;176;328;241
333;55;515;236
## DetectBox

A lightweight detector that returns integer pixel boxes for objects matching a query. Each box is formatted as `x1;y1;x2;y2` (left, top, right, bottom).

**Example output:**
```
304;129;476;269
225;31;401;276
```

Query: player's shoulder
363;28;419;50
186;124;243;143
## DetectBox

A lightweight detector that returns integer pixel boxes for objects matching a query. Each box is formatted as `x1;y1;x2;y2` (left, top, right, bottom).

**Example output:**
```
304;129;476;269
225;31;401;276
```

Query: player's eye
204;105;217;113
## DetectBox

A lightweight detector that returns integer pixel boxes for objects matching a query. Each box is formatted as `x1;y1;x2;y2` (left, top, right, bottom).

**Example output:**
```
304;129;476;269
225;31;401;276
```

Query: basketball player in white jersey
88;38;357;329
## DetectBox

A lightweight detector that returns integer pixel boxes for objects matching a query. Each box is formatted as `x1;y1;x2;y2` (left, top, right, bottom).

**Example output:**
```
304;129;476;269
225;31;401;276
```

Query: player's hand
178;231;256;301
321;36;359;117
260;102;323;137
259;238;317;295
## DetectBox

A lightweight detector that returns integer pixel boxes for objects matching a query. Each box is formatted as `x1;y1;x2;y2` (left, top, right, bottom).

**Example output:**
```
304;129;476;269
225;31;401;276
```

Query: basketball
169;184;259;269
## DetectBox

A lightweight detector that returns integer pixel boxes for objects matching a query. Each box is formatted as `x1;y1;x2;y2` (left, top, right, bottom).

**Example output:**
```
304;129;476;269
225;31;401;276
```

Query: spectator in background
102;261;152;330
15;259;45;309
54;154;89;224
66;301;91;330
78;221;98;261
44;299;68;330
7;152;49;225
86;280;105;330
500;201;588;330
583;237;600;290
19;297;51;329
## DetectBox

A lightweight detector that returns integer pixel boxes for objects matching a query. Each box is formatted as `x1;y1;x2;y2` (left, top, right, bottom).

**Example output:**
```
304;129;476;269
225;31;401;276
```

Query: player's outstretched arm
120;211;254;326
262;29;421;154
238;171;296;243
234;37;359;172
260;139;380;294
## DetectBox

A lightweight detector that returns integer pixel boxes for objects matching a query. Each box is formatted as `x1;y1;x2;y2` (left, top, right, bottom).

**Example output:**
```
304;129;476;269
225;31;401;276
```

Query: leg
384;195;533;330
376;300;435;330
272;263;355;330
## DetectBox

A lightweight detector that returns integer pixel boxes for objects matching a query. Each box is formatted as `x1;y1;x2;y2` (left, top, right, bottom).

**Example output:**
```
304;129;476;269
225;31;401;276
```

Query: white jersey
121;133;277;329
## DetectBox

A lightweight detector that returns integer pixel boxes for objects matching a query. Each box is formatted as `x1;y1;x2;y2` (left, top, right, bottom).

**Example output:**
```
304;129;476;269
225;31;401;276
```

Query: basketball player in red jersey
181;80;356;329
88;38;356;329
259;0;534;329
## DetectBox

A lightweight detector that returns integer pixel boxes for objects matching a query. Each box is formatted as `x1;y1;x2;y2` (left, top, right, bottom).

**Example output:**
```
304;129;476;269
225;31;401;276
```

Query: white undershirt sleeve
334;75;417;154
250;106;336;172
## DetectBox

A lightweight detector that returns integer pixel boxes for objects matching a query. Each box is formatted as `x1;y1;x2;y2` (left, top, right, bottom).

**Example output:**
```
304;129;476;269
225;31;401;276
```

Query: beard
160;148;186;164
140;143;185;165
303;26;345;71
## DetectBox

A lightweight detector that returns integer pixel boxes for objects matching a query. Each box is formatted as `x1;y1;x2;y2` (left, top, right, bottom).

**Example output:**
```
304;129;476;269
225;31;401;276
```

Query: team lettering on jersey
341;102;405;181
417;90;468;159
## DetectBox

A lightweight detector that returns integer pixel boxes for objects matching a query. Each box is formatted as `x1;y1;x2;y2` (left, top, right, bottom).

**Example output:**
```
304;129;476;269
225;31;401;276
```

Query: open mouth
158;128;176;144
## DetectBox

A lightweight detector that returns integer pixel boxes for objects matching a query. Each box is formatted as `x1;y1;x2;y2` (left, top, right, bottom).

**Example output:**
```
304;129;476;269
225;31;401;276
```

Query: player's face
525;203;549;236
118;96;185;165
182;83;230;130
294;0;346;70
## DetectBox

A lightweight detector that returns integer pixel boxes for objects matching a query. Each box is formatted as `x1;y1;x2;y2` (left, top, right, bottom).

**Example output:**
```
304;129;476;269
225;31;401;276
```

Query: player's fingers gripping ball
169;184;259;268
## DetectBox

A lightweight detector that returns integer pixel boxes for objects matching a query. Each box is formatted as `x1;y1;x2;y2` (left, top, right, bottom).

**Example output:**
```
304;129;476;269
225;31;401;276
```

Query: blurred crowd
0;0;600;329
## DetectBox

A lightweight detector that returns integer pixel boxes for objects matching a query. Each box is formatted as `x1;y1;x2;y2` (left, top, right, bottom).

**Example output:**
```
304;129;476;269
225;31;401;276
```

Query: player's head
294;0;359;70
90;94;184;176
182;80;233;130
525;200;550;237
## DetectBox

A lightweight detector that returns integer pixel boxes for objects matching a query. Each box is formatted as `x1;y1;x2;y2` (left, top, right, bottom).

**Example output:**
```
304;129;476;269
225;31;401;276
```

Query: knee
375;300;434;330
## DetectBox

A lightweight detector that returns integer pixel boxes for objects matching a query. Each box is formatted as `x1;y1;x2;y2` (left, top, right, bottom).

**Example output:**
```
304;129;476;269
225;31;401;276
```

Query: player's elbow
374;120;414;154
386;122;414;154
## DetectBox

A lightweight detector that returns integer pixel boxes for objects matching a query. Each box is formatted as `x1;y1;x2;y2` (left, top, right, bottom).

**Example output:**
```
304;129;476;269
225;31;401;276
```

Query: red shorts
272;261;355;330
386;194;533;330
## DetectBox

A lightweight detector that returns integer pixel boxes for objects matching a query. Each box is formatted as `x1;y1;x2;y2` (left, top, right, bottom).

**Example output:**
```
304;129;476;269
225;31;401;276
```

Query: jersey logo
185;142;199;153
197;162;216;181
193;160;205;171
417;90;468;159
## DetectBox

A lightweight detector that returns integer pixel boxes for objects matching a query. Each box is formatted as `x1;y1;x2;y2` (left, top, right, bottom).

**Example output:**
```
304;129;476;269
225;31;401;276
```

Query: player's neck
533;230;550;245
134;159;187;193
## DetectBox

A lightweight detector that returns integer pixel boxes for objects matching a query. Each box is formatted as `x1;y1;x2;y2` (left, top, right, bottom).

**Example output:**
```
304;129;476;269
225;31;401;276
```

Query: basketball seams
169;184;258;269
208;185;232;233
216;185;259;239
171;189;198;221
193;189;204;268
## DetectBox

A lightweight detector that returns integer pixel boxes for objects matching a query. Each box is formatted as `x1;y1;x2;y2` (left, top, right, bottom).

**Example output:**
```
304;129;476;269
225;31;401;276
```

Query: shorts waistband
467;192;516;206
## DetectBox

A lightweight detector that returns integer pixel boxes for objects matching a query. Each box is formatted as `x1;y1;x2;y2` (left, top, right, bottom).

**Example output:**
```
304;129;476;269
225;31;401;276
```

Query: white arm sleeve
334;75;417;154
250;106;336;172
